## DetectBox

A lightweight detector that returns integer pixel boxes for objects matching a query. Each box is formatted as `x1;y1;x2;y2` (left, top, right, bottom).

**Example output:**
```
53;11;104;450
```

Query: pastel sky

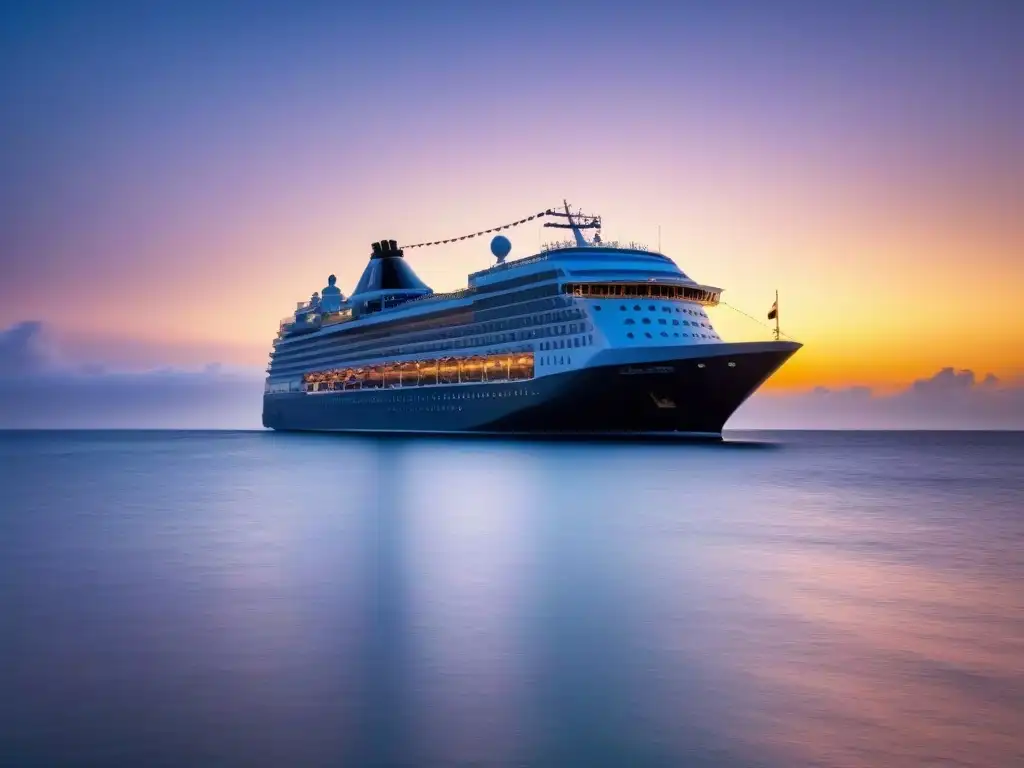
2;1;1023;427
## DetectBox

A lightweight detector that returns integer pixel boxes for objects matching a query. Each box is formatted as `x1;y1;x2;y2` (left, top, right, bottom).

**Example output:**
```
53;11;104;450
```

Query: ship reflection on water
1;431;1022;766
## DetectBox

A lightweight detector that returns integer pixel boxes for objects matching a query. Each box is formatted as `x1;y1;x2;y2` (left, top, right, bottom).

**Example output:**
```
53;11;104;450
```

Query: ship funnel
351;237;431;297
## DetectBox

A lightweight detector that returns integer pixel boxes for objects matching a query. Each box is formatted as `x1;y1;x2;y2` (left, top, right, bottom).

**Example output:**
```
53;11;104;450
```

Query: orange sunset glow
2;2;1022;427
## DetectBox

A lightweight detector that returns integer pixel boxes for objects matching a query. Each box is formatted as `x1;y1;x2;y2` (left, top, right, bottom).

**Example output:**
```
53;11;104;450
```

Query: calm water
1;431;1022;767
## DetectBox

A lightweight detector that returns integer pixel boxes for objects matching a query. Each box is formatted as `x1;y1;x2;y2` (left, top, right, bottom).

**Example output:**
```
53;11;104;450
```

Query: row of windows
300;352;536;392
272;297;578;371
267;388;538;419
564;281;720;304
623;317;706;328
280;280;565;355
474;269;561;294
626;331;718;340
599;303;707;318
280;305;470;353
271;306;589;377
540;355;571;366
539;334;593;351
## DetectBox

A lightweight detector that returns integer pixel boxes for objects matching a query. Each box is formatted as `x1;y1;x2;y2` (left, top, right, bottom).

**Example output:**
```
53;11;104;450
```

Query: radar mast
543;199;602;246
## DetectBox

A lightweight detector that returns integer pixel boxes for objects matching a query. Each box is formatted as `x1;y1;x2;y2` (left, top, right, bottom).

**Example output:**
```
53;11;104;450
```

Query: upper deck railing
540;239;654;253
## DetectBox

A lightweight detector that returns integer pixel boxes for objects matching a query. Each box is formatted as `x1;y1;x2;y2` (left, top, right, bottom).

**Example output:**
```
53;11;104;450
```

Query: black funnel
352;240;431;295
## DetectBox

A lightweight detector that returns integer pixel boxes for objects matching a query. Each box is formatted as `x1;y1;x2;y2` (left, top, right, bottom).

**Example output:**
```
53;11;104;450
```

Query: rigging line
720;301;797;341
401;207;558;249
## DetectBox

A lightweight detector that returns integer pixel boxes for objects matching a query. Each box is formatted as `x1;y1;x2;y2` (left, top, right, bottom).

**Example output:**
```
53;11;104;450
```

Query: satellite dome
490;235;512;263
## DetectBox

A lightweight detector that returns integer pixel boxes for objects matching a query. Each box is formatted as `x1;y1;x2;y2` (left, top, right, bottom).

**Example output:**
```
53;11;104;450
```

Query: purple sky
1;1;1022;427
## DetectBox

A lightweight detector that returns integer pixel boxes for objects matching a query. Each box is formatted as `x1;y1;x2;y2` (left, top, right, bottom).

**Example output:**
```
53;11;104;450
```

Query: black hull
262;341;800;437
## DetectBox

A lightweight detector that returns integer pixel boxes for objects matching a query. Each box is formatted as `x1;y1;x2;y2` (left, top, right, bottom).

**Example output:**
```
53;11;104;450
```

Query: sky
1;0;1022;428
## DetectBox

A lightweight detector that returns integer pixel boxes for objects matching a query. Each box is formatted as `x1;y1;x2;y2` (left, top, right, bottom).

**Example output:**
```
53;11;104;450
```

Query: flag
767;300;778;320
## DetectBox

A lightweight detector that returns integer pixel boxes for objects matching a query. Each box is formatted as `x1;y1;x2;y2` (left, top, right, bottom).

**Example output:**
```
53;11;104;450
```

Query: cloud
0;322;264;428
909;367;999;396
0;320;54;375
2;321;1022;430
734;368;1024;430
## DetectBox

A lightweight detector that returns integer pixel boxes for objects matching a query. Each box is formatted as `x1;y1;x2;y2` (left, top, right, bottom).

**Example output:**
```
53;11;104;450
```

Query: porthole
625;318;635;325
697;363;706;369
644;332;652;338
594;305;602;311
627;332;634;338
620;305;626;311
633;305;641;311
661;331;668;337
728;361;736;368
642;317;651;324
648;305;656;311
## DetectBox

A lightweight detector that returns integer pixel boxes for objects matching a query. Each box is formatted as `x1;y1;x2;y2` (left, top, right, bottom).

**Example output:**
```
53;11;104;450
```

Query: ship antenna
565;199;588;247
774;289;780;340
542;199;602;246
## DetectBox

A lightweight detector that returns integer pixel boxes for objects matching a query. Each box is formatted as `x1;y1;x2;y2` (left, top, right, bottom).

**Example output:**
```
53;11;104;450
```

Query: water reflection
1;431;1022;766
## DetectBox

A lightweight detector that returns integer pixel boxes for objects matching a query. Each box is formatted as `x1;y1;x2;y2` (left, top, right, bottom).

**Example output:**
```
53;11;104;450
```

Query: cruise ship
262;203;800;437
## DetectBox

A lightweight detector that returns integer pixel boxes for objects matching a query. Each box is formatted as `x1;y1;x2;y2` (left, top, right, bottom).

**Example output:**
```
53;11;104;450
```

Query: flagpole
774;289;780;340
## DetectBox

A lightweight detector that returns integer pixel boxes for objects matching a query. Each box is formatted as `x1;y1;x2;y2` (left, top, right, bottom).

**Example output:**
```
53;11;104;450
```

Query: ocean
1;430;1022;767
